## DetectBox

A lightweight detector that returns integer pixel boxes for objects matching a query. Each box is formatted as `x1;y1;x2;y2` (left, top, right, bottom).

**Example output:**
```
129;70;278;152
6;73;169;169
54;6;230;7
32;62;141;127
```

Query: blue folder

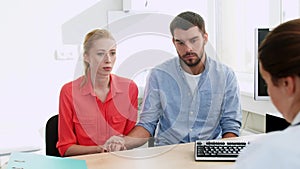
6;152;87;169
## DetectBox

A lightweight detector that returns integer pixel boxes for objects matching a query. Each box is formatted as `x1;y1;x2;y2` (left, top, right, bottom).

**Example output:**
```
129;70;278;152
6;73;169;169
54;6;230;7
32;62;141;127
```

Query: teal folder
6;152;87;169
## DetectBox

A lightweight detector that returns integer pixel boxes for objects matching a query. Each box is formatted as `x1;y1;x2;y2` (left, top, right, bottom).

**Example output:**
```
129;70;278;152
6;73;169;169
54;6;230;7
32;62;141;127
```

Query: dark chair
45;114;61;157
148;137;155;147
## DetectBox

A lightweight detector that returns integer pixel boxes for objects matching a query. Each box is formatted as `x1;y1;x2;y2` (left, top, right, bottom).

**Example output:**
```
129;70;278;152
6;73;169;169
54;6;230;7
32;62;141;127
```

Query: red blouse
56;74;138;156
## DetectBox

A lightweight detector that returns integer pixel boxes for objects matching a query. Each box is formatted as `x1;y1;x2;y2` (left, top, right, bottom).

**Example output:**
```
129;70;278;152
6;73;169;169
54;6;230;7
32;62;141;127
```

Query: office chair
148;137;155;147
45;114;61;157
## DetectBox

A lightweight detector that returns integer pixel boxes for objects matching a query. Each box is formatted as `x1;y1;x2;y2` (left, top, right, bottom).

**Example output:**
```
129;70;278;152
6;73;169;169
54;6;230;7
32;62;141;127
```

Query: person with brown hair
105;11;242;151
235;18;300;169
56;29;138;156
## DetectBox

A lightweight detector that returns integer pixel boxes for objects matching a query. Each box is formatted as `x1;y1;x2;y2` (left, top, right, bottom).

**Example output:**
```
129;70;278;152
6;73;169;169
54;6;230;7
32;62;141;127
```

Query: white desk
0;131;42;168
73;134;262;169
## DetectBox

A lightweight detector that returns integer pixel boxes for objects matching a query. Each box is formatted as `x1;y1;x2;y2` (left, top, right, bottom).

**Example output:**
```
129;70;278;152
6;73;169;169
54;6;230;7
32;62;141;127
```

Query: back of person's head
170;11;206;36
258;18;300;85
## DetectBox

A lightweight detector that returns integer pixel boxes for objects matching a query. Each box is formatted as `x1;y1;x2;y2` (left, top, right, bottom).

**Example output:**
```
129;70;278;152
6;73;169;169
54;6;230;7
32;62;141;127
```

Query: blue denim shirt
137;56;242;146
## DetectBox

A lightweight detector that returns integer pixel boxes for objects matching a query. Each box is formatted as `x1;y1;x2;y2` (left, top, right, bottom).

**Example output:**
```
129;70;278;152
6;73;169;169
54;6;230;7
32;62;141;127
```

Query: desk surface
73;134;262;169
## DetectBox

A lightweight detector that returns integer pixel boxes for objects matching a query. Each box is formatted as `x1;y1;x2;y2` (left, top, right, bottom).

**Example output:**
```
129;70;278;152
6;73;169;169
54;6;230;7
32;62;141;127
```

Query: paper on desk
6;152;87;169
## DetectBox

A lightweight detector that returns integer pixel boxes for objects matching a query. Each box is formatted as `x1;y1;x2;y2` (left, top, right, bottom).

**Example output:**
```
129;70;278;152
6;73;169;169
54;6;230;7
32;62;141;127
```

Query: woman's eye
110;51;116;56
97;53;105;57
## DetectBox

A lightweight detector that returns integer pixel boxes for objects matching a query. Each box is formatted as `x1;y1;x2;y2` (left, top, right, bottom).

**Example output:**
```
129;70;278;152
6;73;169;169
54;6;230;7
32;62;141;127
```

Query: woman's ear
284;76;296;96
83;53;89;63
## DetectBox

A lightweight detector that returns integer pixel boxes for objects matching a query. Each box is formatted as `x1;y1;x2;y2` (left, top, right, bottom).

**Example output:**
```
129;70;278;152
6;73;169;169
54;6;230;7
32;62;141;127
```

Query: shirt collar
110;74;123;96
80;74;123;97
291;112;300;125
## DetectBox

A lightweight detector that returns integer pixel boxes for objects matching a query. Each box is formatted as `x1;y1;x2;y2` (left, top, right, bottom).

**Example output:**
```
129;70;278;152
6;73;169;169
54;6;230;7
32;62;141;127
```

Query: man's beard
180;51;204;67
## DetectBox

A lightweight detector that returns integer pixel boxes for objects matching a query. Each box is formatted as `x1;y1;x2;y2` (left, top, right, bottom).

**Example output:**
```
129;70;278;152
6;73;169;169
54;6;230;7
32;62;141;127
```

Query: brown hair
258;19;300;86
81;29;115;87
169;11;206;36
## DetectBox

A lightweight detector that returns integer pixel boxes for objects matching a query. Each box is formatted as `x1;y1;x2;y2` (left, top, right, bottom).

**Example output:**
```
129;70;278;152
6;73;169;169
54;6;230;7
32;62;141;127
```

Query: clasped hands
99;135;127;152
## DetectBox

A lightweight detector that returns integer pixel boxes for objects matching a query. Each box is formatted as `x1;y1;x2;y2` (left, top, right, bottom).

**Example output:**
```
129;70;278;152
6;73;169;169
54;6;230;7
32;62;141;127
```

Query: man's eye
177;41;184;45
190;39;197;44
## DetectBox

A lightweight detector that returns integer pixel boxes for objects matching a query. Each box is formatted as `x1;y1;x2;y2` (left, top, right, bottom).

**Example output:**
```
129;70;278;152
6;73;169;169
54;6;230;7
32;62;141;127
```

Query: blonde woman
57;29;138;156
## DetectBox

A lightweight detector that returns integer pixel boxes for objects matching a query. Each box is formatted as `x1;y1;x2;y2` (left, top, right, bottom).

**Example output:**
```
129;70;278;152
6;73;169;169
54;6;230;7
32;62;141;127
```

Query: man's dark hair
170;11;206;36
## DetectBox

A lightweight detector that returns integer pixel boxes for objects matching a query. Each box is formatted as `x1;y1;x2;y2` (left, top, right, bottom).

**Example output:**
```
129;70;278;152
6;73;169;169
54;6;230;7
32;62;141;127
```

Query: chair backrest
45;114;61;157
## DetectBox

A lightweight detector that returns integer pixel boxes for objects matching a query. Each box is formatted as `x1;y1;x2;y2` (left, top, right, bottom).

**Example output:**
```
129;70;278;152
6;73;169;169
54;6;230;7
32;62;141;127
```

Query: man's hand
104;135;127;152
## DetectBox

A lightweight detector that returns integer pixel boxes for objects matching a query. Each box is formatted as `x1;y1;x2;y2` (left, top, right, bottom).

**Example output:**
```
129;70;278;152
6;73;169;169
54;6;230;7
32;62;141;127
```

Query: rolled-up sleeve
220;70;242;136
136;70;162;136
56;84;77;156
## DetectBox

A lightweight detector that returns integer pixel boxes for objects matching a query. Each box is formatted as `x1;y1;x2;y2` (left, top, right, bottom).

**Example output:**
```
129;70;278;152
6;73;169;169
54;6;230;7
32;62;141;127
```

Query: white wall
0;0;213;153
0;0;122;151
217;0;300;135
1;0;299;154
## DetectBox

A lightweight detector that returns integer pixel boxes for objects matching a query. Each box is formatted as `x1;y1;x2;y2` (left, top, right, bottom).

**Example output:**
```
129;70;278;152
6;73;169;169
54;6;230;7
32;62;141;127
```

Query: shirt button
190;111;193;115
190;129;193;132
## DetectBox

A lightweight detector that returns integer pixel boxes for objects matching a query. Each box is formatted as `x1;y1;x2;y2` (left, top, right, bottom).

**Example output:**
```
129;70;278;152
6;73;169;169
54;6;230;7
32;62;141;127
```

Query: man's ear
203;33;208;44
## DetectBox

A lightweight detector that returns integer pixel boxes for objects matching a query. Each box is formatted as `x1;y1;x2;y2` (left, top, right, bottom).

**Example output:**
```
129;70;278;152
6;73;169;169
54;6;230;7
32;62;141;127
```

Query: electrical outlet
54;44;78;60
